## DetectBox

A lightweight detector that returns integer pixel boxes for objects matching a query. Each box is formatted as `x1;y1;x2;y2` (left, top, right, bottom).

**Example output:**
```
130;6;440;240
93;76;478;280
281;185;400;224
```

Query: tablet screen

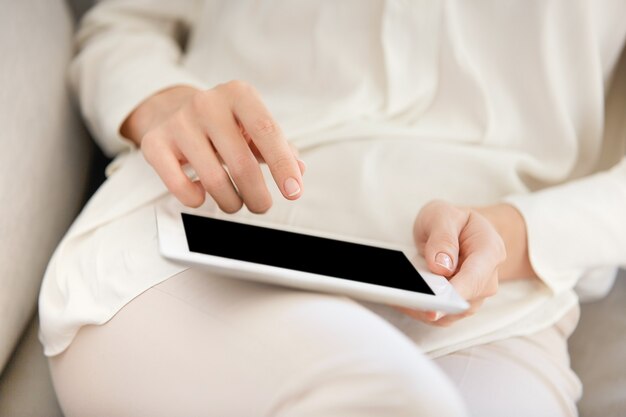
182;213;434;295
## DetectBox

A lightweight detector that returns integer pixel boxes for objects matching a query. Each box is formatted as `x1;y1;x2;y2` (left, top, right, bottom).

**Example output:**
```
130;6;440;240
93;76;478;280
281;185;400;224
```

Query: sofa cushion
0;315;63;417
0;0;92;373
570;269;626;417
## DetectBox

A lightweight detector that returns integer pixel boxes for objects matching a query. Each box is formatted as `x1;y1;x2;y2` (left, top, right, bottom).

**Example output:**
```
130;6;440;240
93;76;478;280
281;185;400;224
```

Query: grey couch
0;1;624;416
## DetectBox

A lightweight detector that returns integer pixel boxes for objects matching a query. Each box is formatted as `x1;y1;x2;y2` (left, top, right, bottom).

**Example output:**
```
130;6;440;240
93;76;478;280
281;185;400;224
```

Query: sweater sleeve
69;0;208;157
505;156;626;294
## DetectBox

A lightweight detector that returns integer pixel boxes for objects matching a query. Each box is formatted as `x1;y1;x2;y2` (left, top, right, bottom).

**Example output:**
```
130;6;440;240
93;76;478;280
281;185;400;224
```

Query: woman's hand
120;82;305;212
398;201;536;326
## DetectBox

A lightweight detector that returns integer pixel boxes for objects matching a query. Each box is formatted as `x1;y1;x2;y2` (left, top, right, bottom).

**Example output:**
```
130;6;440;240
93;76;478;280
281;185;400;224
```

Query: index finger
448;253;499;302
448;211;505;301
228;83;303;200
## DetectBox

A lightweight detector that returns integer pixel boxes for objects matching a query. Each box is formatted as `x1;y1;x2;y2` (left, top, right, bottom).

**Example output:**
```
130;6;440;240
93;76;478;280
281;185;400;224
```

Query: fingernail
435;252;453;271
284;177;301;197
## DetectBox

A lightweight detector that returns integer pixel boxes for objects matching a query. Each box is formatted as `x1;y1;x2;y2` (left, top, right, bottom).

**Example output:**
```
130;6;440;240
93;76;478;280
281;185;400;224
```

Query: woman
41;1;626;415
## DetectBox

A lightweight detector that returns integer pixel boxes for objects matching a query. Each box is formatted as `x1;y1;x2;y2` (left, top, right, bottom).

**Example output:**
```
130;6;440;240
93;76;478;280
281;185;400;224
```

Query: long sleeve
505;41;626;297
505;156;626;295
69;0;207;157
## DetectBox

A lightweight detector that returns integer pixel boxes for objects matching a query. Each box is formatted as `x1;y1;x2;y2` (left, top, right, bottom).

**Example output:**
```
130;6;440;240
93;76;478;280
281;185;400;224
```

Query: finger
227;82;303;200
287;142;307;174
430;299;484;327
393;306;432;322
202;112;274;214
395;307;446;323
448;212;505;300
288;142;300;157
449;253;499;302
141;132;206;208
174;125;244;214
297;158;307;175
247;138;306;175
416;202;469;277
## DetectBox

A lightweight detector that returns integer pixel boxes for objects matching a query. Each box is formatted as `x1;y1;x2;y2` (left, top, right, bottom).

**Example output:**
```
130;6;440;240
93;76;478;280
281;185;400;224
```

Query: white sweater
39;0;626;356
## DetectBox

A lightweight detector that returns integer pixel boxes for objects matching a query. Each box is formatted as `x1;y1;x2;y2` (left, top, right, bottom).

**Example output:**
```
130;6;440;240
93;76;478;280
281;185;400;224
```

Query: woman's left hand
397;200;508;326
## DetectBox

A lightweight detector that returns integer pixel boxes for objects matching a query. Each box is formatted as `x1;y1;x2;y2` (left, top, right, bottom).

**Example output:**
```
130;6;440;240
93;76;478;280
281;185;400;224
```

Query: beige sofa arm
0;0;93;375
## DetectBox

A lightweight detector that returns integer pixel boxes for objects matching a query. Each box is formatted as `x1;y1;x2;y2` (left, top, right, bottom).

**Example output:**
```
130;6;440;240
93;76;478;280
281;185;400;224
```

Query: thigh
434;306;582;417
50;268;467;417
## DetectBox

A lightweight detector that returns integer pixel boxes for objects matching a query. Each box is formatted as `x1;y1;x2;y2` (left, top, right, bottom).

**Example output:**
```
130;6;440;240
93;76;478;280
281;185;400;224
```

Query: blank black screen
182;213;434;295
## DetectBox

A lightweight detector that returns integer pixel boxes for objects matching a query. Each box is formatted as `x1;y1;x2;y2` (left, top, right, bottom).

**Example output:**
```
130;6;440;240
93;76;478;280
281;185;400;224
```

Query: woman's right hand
120;81;305;213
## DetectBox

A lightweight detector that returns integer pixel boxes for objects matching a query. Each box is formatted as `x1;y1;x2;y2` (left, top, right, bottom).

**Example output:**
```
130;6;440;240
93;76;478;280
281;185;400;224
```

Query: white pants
49;268;581;417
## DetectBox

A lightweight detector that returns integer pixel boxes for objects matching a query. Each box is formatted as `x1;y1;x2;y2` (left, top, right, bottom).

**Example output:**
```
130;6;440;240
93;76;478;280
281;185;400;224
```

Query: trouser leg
50;268;468;417
434;306;582;417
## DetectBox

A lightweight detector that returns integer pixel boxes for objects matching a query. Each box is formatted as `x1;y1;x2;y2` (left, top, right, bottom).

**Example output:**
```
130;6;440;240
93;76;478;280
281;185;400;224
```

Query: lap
435;305;581;417
50;268;466;417
49;268;580;417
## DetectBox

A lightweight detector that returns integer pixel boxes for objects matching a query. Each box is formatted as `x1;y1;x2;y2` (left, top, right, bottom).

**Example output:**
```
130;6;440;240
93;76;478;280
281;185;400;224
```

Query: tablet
155;200;469;313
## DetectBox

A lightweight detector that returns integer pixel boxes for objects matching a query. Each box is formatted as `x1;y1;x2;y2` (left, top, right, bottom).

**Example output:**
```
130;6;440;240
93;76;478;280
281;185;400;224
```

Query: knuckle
416;200;469;235
140;130;166;156
252;117;278;138
449;210;471;229
168;174;191;196
219;199;243;214
228;154;257;182
203;171;232;193
190;90;218;116
430;231;459;250
140;132;157;157
184;192;205;209
247;195;272;214
270;153;294;174
425;236;458;263
171;108;192;131
169;180;204;209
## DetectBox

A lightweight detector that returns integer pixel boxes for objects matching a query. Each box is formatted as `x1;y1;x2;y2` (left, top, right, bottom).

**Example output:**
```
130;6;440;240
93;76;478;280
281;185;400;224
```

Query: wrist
120;85;199;146
474;203;537;281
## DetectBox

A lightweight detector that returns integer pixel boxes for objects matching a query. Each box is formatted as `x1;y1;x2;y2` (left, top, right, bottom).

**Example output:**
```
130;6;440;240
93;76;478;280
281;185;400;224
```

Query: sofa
0;1;624;416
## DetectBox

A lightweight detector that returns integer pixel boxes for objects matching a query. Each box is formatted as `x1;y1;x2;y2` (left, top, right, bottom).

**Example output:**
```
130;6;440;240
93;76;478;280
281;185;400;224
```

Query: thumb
424;227;461;278
415;201;469;277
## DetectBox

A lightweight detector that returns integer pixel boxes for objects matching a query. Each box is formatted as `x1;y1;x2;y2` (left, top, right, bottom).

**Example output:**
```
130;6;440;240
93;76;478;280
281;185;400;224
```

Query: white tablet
155;199;469;314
